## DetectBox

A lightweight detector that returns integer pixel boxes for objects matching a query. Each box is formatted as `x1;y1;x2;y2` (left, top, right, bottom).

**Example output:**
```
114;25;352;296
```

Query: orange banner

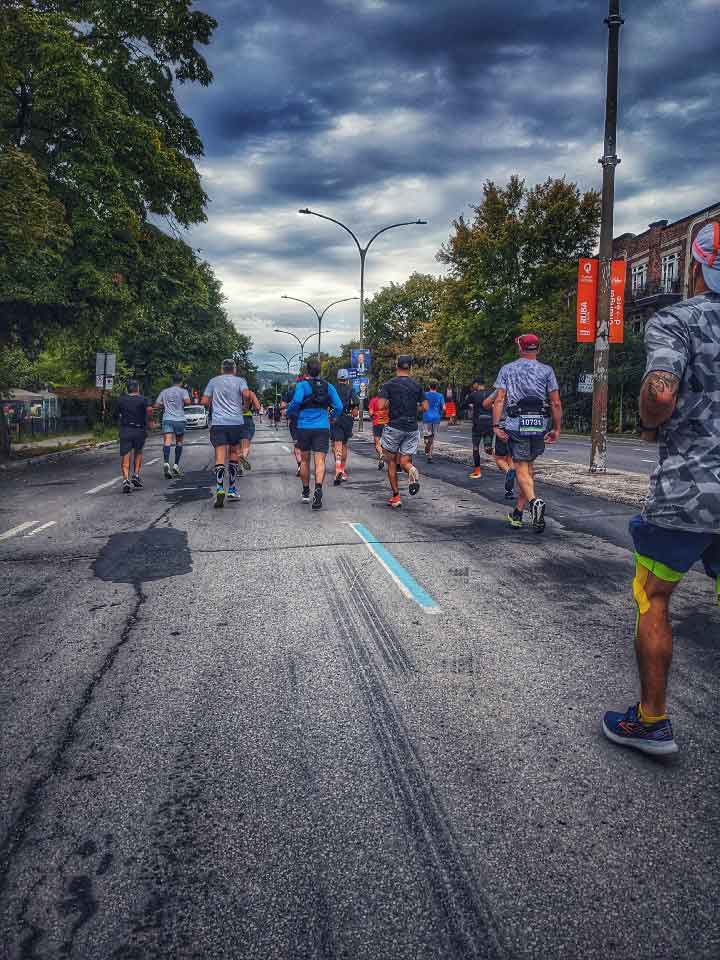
576;258;598;343
609;258;627;344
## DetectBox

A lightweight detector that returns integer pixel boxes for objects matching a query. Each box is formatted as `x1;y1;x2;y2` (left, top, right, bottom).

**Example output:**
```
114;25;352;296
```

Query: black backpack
336;383;353;414
300;377;331;409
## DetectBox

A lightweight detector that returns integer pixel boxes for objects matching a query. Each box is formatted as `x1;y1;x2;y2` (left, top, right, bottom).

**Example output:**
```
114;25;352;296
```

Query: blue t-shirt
422;390;444;423
285;379;343;429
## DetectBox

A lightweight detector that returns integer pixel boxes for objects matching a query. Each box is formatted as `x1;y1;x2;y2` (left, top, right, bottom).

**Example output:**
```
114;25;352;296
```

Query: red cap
517;333;540;351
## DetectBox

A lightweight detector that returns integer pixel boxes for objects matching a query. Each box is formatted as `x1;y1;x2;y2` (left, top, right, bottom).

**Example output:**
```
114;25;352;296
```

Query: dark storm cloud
175;0;720;361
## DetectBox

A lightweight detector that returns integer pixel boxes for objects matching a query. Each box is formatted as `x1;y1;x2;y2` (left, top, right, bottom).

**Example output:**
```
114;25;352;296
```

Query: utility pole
590;0;624;474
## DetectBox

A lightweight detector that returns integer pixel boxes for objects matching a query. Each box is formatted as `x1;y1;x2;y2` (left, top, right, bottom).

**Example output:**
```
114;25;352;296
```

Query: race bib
517;413;546;435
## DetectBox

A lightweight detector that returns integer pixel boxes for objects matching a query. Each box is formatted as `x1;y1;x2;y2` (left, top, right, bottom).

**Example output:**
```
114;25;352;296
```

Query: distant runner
492;334;561;532
378;355;426;509
463;379;516;496
421;381;444;462
445;387;457;425
118;379;153;494
368;393;388;470
332;371;356;485
241;388;261;471
201;359;250;508
285;358;343;510
284;376;305;477
603;222;720;757
154;372;191;479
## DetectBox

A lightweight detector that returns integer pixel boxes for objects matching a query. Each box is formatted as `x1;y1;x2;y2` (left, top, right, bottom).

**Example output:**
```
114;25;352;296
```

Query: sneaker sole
408;465;420;496
531;500;546;530
214;492;225;509
468;474;482;480
240;458;251;471
602;722;679;756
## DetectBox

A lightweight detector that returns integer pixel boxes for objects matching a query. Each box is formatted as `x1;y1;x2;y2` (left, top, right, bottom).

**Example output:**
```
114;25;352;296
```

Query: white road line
641;459;656;463
25;520;57;537
85;478;119;495
0;521;39;541
146;458;160;466
281;445;292;453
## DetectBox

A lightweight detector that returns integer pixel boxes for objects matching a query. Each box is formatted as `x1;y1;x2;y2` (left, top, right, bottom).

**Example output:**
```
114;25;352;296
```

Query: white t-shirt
203;375;248;425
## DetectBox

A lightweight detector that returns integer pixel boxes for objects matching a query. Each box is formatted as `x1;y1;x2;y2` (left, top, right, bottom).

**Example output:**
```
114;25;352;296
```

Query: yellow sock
639;703;668;724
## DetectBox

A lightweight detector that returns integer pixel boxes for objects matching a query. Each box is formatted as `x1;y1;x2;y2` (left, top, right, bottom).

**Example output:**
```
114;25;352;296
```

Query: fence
14;415;90;439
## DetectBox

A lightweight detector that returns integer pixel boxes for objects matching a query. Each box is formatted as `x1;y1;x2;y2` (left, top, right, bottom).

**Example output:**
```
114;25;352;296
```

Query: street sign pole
590;0;623;474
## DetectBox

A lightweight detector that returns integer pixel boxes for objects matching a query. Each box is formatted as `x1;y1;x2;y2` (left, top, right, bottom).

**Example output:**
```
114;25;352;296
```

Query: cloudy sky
175;0;720;369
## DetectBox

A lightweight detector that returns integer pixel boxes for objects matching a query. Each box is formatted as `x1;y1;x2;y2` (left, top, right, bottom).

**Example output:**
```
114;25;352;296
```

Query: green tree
436;176;601;380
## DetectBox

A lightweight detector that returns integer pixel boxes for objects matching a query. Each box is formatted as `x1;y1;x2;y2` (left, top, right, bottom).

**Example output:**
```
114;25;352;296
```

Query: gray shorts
381;426;419;456
422;421;440;438
507;431;545;462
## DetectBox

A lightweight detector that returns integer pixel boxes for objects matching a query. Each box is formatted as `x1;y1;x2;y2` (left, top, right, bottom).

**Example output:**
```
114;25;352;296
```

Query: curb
0;440;118;472
427;439;649;508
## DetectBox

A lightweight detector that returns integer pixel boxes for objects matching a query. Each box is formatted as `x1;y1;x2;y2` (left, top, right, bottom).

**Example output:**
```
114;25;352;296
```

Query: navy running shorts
210;424;248;447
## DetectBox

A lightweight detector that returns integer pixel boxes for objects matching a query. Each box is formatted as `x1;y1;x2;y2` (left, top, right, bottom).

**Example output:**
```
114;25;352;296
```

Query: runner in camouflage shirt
604;222;720;757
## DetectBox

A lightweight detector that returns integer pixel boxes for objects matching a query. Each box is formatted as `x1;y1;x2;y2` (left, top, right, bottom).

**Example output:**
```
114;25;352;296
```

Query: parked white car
185;404;208;429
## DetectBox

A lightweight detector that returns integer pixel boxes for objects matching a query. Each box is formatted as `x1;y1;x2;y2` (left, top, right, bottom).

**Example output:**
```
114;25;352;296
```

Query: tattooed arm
639;370;680;432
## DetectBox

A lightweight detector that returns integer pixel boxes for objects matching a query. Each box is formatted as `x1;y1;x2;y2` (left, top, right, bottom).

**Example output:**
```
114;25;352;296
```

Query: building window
630;313;645;335
661;252;679;291
631;262;647;293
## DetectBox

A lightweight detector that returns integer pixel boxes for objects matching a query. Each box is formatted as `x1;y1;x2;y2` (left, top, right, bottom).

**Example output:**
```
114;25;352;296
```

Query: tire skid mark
336;554;414;676
325;571;503;960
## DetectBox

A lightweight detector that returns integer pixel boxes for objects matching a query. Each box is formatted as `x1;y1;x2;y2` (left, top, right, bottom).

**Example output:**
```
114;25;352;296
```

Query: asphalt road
0;424;717;959
433;424;658;475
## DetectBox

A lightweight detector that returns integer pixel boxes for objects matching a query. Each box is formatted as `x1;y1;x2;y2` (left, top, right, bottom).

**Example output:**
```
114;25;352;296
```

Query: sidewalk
12;433;95;452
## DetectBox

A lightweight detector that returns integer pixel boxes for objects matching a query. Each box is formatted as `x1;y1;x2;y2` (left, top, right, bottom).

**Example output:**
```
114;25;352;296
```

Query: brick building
612;201;720;334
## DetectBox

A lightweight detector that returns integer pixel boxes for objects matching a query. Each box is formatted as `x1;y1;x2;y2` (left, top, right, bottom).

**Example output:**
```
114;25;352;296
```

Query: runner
368;393;388;470
445;386;457;425
421;380;445;463
201;359;251;508
332;371;357;485
603;222;720;757
492;333;561;532
283;376;305;477
285;357;343;510
241;387;261;470
154;372;191;479
463;379;516;495
118;379;153;494
378;355;426;509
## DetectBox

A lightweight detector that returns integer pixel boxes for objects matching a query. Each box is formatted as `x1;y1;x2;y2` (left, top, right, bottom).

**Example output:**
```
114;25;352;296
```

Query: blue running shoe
227;487;240;501
602;703;678;756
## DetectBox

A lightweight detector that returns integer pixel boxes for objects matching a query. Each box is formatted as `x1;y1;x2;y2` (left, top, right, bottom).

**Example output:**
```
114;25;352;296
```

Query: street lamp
298;208;427;427
268;351;300;374
278;295;359;360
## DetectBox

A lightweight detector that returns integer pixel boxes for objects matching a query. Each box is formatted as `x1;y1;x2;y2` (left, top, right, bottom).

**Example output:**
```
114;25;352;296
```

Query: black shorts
295;428;330;453
210;424;248;447
331;414;354;443
244;417;256;440
119;428;146;456
372;424;386;438
472;430;494;451
494;435;510;458
288;419;298;442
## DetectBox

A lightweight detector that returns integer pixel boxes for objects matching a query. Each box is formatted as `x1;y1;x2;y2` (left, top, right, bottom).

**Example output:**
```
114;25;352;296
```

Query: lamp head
298;208;311;215
416;219;428;225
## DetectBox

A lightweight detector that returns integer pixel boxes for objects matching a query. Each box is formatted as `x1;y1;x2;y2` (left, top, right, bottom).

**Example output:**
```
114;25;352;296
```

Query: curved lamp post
278;295;359;360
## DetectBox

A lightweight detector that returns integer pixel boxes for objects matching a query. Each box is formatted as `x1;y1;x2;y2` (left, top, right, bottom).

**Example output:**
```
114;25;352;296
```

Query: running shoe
506;509;523;528
341;471;349;482
377;459;385;471
468;467;482;479
530;498;546;533
131;474;143;488
163;462;172;479
408;464;420;496
427;456;434;463
172;463;182;477
239;455;251;471
311;489;323;510
301;487;311;503
334;473;343;486
388;494;402;509
504;468;516;498
214;487;225;509
602;704;678;756
123;479;132;494
226;487;240;501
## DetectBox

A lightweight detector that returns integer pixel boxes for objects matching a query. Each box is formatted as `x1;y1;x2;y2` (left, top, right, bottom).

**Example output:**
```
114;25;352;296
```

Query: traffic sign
95;352;116;377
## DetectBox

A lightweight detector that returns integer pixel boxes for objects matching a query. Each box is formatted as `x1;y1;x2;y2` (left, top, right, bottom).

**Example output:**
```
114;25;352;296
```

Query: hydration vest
300;377;331;409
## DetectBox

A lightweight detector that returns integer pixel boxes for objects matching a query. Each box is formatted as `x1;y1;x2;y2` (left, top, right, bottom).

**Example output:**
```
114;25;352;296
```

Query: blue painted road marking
347;522;442;615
